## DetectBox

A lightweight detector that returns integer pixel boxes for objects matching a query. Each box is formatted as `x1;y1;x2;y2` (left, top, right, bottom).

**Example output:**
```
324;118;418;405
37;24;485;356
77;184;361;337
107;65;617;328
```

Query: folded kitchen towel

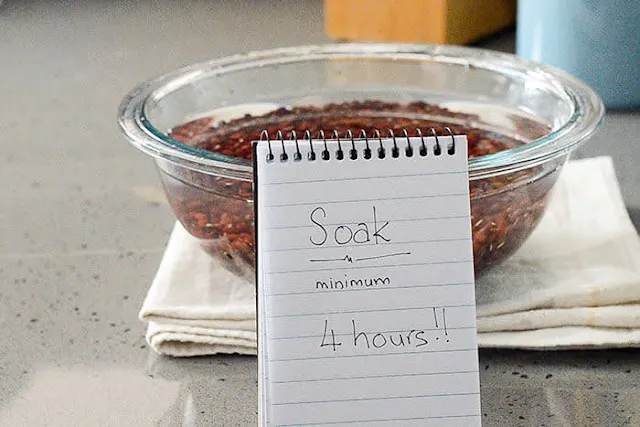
140;156;640;356
139;223;256;357
476;156;640;349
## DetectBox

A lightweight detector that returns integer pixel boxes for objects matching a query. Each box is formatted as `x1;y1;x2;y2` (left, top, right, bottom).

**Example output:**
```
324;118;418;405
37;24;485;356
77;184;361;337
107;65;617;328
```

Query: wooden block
325;0;448;44
445;0;516;44
324;0;516;45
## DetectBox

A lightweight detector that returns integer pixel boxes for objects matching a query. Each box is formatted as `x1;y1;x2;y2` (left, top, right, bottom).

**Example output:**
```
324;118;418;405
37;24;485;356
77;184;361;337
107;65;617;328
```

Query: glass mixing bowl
118;43;604;282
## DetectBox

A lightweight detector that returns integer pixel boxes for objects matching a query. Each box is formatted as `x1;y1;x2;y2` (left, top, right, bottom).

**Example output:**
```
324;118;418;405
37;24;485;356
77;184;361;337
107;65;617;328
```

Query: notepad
254;133;481;426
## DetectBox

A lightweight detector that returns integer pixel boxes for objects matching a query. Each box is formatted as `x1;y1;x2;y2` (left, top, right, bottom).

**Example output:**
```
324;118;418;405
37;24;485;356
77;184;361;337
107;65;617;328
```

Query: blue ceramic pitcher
516;0;639;109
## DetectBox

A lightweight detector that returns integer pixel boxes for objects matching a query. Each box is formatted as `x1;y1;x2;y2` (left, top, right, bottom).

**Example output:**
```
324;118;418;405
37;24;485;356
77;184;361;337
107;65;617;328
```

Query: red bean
162;101;555;278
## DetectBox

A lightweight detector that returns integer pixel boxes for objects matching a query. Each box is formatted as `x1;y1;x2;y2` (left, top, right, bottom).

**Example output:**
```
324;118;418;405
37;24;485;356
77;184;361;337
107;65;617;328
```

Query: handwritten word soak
315;275;390;290
309;206;390;246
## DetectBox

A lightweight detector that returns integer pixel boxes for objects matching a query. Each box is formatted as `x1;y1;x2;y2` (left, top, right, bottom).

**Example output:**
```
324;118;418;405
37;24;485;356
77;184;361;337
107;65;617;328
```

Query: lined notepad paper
254;135;481;426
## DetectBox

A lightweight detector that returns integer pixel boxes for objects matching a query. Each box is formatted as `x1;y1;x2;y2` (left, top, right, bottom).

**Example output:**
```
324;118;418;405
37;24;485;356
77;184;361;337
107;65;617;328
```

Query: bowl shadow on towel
627;207;640;233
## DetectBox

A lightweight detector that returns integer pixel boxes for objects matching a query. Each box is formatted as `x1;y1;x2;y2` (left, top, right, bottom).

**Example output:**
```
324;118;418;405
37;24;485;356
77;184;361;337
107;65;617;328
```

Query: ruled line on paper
262;169;467;186
265;192;468;208
271;347;478;363
278;413;482;426
267;303;475;319
266;259;474;274
266;214;469;230
272;391;480;406
271;369;480;384
264;236;471;253
270;326;476;342
266;280;474;297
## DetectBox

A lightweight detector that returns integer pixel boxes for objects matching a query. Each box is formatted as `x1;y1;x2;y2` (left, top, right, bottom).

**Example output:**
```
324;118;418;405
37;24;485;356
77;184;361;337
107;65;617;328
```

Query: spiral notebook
253;131;481;426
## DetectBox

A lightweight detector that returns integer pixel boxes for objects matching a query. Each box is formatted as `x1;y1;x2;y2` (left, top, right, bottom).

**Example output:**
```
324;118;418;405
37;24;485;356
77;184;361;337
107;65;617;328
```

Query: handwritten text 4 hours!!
320;309;450;353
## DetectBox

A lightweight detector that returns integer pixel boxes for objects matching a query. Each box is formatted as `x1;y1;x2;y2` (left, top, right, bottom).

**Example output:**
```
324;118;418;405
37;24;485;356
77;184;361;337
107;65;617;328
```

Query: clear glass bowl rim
118;43;604;181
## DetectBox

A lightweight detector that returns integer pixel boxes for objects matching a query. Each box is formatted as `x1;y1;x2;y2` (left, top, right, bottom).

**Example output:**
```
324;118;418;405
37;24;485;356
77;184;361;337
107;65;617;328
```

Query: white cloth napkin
475;156;640;349
140;156;640;356
139;225;257;357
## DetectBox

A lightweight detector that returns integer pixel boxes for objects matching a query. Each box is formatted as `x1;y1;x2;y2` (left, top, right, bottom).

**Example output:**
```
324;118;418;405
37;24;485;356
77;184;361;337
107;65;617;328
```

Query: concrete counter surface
1;1;638;425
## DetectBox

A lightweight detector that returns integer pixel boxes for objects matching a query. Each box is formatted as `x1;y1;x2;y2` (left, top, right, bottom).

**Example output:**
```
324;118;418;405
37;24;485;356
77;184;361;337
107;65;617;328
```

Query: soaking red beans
161;101;555;278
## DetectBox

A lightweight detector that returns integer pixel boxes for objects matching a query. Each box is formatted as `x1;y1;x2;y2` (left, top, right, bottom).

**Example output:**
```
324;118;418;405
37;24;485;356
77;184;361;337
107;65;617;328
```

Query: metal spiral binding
261;128;457;162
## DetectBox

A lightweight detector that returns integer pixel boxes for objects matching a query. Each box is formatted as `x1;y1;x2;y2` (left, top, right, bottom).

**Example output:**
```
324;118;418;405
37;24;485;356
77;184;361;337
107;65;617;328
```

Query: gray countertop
1;1;638;426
